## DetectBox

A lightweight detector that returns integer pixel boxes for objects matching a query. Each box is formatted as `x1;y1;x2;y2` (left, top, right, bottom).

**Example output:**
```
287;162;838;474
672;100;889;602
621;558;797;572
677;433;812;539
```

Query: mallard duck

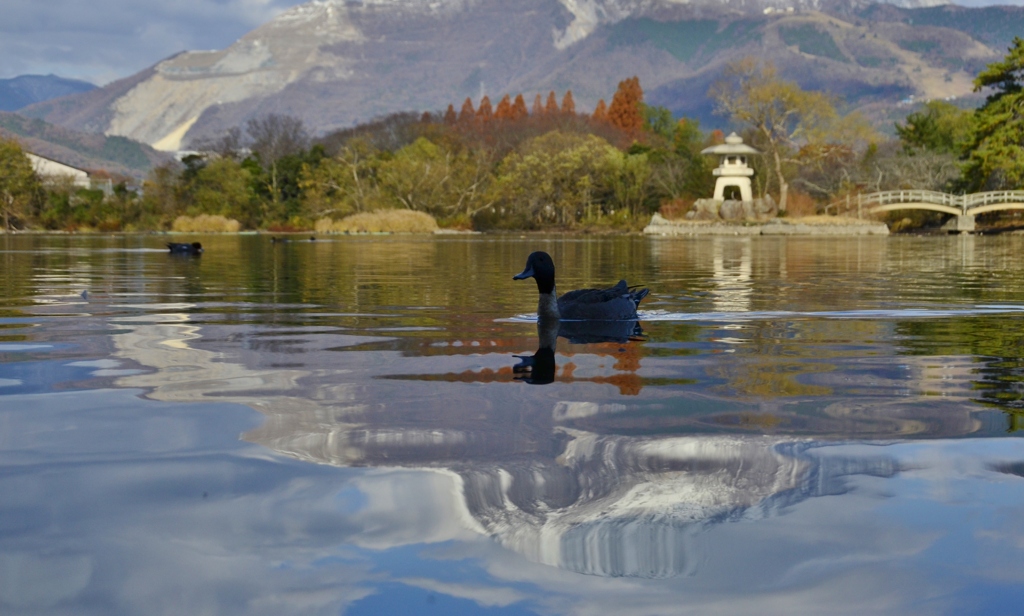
513;251;648;320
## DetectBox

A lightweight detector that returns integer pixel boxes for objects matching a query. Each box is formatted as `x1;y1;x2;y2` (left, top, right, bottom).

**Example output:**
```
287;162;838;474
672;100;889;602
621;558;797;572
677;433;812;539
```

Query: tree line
2;38;1023;232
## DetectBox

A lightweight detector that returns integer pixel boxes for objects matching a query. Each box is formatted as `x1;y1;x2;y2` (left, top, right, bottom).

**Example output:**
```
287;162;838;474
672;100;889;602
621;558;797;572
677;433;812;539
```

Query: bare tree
709;58;874;211
191;127;246;160
246;114;310;207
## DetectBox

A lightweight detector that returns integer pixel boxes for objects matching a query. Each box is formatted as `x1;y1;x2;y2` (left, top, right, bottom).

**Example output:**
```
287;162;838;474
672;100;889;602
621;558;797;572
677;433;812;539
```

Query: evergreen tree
962;37;1024;190
895;101;970;154
592;99;608;122
444;104;457;124
561;90;576;115
607;76;644;132
0;138;42;230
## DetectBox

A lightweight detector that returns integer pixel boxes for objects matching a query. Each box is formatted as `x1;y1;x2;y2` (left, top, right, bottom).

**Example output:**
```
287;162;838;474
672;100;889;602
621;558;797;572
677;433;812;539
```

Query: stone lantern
700;132;761;202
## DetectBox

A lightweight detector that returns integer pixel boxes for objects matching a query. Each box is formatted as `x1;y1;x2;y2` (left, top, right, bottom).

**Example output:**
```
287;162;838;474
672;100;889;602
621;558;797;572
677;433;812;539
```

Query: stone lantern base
685;195;778;222
712;177;754;202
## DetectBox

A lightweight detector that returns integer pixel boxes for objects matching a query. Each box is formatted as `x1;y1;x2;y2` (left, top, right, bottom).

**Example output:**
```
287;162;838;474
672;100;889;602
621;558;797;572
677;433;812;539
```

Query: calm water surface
2;233;1024;615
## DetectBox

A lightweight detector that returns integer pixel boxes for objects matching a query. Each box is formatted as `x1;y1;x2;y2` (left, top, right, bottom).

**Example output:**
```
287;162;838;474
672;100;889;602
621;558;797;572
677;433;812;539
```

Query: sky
2;0;1023;86
0;0;308;85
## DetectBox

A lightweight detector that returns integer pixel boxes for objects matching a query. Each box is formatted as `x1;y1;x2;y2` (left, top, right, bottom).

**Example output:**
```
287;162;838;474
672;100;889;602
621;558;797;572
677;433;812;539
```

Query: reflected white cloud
399;577;526;608
0;553;92;610
7;292;1019;614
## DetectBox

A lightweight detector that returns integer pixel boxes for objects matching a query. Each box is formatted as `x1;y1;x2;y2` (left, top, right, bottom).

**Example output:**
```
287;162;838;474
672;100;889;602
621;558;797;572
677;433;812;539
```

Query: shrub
172;214;241;233
315;209;439;233
658;198;694;220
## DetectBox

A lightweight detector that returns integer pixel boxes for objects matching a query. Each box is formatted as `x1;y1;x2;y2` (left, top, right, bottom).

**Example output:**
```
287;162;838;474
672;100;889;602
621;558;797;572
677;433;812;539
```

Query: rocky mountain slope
19;0;1022;151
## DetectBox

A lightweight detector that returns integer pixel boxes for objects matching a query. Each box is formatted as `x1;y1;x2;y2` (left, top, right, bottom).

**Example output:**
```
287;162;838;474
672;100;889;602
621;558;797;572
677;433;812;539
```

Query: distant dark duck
513;251;648;320
167;242;203;255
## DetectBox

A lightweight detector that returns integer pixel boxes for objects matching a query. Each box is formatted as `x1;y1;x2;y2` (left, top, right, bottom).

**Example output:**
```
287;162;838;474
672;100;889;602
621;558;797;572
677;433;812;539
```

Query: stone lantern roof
700;132;761;156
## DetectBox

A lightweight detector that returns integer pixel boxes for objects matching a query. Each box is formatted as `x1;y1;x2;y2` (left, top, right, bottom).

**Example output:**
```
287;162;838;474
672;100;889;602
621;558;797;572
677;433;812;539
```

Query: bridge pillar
942;215;975;234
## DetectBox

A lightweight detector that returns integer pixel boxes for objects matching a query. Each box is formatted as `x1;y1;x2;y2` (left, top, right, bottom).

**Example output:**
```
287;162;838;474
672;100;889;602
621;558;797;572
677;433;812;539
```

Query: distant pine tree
477;95;493;121
533;94;544;115
420;111;432;123
592;99;608;121
444;104;457;124
459;98;475;122
512;94;529;120
494;94;513;120
561;90;576;115
607;76;644;132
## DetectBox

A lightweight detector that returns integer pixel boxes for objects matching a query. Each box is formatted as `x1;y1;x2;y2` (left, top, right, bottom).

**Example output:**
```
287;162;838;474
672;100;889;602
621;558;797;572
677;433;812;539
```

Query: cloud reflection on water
94;306;1015;589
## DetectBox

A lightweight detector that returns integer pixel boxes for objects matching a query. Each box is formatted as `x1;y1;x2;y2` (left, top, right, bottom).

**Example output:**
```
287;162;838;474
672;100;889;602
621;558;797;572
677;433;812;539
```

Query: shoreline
643;214;891;236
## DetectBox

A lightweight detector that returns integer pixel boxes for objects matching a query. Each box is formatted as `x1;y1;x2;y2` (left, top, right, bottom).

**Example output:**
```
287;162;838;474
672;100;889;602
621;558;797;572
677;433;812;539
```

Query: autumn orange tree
494;95;513;120
545;91;559;114
512;94;528;119
458;98;475;122
477;96;493;121
607;77;644;133
562;91;576;114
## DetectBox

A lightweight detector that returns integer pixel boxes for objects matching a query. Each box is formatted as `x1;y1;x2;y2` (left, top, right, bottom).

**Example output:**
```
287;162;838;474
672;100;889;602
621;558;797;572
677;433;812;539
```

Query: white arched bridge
826;190;1024;231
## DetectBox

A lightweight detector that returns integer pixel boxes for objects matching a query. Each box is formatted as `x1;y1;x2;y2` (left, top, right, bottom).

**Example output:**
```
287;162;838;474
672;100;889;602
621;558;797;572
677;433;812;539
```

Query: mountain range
0;75;96;112
17;0;1024;151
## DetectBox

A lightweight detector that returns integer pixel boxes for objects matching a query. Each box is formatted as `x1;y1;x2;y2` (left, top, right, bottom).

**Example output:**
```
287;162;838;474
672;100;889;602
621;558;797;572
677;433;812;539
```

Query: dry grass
785;190;819;217
658;198;696;220
315;210;439;234
172;215;241;233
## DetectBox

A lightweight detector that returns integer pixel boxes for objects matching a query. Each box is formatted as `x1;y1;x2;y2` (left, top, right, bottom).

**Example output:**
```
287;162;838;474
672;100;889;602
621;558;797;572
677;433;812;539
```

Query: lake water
1;233;1023;615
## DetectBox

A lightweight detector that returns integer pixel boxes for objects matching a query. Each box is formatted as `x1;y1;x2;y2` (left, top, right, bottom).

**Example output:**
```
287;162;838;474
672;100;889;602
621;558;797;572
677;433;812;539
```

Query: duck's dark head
192;242;203;253
513;251;555;294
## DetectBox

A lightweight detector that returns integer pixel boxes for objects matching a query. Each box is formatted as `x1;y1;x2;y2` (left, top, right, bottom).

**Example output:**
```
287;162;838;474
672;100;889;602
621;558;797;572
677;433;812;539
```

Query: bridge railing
820;190;1024;217
964;191;1024;208
824;191;955;216
869;190;965;209
824;190;967;217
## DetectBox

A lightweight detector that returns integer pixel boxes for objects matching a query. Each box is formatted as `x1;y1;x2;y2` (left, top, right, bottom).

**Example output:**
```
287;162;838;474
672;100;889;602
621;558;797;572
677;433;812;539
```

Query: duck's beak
513;265;534;280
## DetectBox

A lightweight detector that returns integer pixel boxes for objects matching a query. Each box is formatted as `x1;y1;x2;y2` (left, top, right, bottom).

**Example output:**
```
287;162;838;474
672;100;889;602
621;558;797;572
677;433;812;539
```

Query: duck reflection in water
513;318;560;385
166;241;203;255
513;316;644;385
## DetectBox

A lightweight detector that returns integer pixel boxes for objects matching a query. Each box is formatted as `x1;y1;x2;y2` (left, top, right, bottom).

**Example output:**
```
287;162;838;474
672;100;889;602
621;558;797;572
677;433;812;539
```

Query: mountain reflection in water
97;305;943;578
